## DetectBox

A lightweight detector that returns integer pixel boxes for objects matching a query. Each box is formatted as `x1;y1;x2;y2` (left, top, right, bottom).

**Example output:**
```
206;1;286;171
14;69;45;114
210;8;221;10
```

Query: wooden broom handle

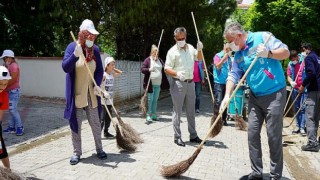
191;12;214;104
197;33;273;148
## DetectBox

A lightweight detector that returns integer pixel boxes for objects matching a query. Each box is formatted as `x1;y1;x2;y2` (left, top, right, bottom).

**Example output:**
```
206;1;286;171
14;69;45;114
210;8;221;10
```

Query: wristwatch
268;50;273;58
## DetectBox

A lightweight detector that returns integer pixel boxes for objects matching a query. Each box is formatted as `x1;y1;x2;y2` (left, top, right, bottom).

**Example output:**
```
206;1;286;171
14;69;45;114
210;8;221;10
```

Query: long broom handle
197;33;273;148
287;99;307;127
142;29;164;97
70;31;116;127
283;92;301;118
191;12;214;104
283;60;304;111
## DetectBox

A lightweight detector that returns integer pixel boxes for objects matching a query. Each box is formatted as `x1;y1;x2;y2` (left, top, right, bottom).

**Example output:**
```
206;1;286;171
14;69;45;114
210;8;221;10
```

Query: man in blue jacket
221;22;289;180
299;42;320;152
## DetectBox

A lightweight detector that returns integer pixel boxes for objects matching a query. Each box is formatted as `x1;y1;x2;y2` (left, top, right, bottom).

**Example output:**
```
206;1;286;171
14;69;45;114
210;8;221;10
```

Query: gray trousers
72;95;103;156
305;91;320;146
248;87;286;179
170;79;198;140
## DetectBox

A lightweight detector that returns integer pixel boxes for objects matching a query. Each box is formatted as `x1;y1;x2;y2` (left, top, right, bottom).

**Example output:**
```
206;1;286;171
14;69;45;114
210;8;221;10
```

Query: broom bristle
117;116;144;144
115;124;137;152
161;148;202;177
209;107;223;138
235;115;247;131
139;94;148;116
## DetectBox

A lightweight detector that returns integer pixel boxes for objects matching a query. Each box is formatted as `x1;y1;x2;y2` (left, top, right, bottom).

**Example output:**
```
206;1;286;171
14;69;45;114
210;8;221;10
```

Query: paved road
2;92;318;179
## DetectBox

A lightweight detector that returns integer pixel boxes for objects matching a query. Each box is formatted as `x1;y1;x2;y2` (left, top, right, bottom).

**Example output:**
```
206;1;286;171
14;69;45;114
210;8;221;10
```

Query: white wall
16;54;145;102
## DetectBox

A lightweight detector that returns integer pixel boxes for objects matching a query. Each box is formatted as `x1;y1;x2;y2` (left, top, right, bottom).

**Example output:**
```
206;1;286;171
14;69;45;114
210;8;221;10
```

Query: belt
173;78;193;83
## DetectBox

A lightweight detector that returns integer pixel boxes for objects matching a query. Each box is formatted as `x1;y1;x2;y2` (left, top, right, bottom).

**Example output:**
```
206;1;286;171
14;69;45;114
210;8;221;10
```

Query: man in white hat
62;19;107;165
0;50;24;136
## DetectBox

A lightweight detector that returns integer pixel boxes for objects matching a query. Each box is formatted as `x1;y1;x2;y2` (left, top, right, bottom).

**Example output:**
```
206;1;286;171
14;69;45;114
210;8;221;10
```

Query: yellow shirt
165;44;197;80
74;58;98;108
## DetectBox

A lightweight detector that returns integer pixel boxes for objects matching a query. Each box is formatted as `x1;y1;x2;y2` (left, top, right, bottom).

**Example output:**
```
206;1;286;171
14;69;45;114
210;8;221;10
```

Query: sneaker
146;115;152;122
3;127;16;134
196;109;200;113
16;126;24;136
97;151;107;159
300;128;306;135
104;132;115;139
70;155;80;165
292;127;300;134
151;115;159;121
301;143;319;152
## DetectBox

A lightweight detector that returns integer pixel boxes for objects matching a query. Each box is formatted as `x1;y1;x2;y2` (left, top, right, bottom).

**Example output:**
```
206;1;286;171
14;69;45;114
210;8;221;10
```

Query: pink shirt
193;61;204;82
287;62;304;89
7;62;20;90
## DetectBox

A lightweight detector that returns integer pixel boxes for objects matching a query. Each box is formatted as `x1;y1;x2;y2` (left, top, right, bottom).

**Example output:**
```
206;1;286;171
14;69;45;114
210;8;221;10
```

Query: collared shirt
227;31;288;96
165;44;198;80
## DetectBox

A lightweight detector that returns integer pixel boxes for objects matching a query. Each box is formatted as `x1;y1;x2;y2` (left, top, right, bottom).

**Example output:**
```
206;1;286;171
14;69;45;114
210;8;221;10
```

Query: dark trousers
214;83;227;121
101;105;112;134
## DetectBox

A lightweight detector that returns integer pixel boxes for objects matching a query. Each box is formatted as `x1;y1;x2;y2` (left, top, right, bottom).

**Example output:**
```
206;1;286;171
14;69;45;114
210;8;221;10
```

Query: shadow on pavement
168;175;201;180
239;173;292;180
205;140;228;149
80;152;136;168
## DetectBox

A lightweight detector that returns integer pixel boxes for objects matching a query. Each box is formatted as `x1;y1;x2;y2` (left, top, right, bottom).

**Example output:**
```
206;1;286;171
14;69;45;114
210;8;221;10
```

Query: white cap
104;57;115;69
0;66;11;80
79;19;99;35
0;50;14;59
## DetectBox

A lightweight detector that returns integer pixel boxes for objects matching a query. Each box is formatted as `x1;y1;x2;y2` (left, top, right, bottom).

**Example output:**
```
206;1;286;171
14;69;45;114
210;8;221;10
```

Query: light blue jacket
213;51;231;84
228;31;288;96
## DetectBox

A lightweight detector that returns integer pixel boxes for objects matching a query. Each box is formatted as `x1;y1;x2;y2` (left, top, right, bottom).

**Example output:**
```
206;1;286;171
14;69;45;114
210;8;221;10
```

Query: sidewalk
3;92;319;179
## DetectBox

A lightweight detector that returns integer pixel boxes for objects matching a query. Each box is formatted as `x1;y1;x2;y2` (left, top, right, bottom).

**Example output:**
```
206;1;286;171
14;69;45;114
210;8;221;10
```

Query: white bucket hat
79;19;99;35
104;57;115;70
0;50;14;59
0;66;11;80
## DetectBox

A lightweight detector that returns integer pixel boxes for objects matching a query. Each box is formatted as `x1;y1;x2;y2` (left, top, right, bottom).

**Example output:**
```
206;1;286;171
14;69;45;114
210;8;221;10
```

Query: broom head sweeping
115;124;137;152
209;105;223;138
235;108;247;131
139;94;148;116
117;114;144;144
161;147;202;177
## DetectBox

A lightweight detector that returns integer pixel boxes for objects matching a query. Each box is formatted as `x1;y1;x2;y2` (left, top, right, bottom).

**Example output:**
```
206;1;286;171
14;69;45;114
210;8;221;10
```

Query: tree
245;0;320;53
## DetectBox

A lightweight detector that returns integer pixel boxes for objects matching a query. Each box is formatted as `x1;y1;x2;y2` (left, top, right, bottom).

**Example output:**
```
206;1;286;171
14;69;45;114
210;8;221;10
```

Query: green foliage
245;0;320;53
0;0;236;60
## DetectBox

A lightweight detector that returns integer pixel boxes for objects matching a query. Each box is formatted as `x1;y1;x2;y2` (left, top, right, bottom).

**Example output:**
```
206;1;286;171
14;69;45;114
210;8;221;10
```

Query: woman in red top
1;50;23;136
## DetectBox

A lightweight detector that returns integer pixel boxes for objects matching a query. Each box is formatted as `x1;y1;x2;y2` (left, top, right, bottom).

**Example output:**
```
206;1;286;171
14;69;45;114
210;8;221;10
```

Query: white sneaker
300;128;306;135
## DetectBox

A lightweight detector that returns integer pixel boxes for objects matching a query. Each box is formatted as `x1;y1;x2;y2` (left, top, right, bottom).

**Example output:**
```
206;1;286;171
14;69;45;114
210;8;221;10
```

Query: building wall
16;54;145;103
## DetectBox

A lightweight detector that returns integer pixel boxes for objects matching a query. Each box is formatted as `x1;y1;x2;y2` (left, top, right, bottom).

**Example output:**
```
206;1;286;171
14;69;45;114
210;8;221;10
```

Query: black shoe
301;143;319;152
223;121;228;126
104;132;115;139
174;138;185;147
190;136;206;144
70;155;80;165
97;151;108;159
292;127;300;134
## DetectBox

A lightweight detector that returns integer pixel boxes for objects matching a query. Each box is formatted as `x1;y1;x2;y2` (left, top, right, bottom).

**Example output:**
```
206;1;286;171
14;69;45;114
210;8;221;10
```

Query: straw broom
283;92;301;118
139;29;164;116
160;26;273;177
233;96;247;131
70;31;137;151
284;98;306;128
190;12;219;137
